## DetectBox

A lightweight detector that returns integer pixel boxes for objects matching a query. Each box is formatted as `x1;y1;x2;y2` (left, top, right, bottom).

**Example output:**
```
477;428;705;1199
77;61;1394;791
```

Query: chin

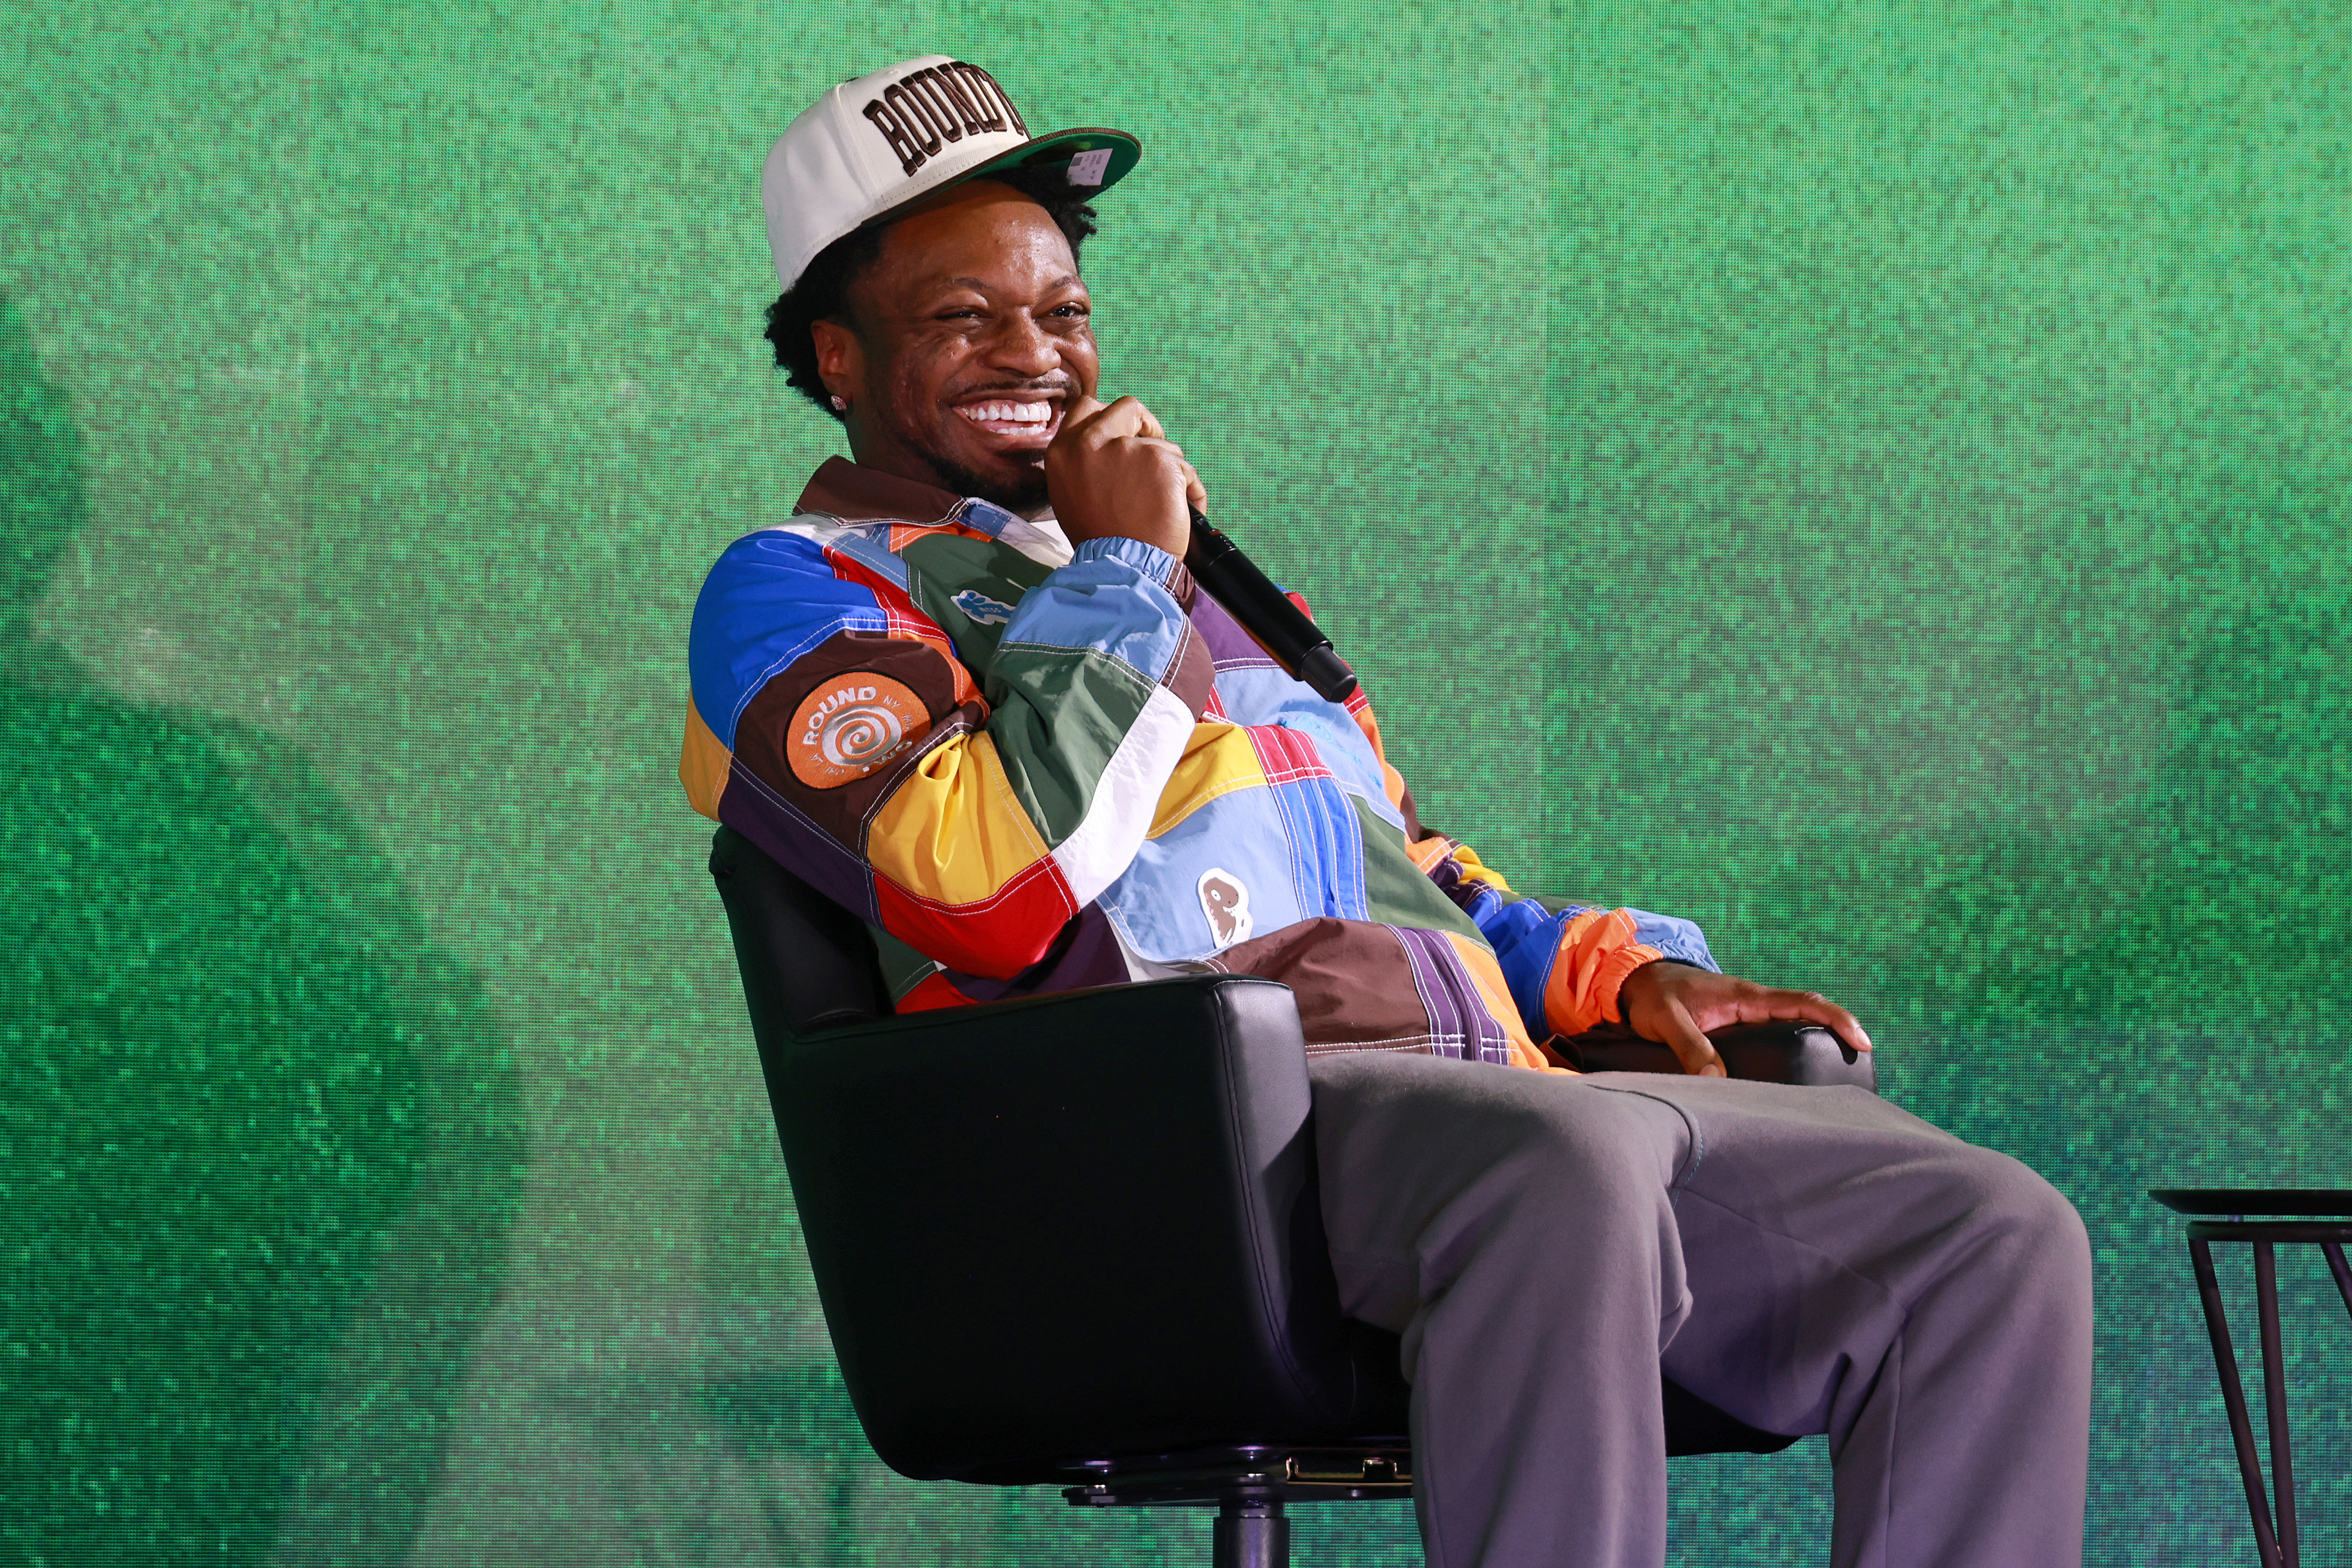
934;447;1049;514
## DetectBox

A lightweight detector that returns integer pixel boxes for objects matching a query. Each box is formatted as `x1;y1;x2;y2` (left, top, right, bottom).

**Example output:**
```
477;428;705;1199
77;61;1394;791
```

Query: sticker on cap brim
787;673;932;789
1066;147;1113;187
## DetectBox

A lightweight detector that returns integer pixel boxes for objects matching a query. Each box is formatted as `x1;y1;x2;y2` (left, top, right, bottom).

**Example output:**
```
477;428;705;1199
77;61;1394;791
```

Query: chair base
1062;1446;1412;1568
1061;1444;1412;1507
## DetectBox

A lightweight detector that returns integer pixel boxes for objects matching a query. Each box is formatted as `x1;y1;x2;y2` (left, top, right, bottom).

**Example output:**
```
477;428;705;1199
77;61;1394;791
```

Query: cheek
876;348;962;429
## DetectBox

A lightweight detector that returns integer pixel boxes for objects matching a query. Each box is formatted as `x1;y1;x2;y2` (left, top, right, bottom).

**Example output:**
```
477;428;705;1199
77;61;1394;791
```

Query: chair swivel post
1212;1497;1290;1568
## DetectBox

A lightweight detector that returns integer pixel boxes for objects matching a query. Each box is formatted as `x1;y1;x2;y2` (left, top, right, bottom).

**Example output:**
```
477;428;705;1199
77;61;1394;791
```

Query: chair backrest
708;826;889;1039
708;826;1415;1482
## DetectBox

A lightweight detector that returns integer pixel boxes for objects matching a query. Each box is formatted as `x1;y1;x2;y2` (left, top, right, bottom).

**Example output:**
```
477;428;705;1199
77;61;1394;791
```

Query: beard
925;447;1052;515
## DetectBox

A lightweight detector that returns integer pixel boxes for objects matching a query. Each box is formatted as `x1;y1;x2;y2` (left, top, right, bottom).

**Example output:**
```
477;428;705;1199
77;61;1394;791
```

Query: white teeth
958;400;1054;426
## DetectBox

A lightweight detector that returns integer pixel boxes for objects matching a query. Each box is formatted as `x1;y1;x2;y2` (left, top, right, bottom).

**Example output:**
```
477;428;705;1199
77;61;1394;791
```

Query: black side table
2150;1189;2352;1568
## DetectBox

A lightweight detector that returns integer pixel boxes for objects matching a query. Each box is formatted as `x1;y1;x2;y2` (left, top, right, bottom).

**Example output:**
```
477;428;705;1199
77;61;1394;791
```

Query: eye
1047;302;1090;319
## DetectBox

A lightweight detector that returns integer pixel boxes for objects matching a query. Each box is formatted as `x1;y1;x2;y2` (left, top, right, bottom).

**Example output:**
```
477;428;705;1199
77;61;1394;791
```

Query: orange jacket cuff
1540;905;1665;1037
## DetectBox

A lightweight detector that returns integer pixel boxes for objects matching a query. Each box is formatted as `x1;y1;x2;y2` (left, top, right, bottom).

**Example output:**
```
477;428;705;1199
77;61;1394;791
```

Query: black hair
763;163;1099;422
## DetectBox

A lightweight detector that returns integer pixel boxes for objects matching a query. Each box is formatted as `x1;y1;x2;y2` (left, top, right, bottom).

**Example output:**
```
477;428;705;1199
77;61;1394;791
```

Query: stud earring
830;395;849;412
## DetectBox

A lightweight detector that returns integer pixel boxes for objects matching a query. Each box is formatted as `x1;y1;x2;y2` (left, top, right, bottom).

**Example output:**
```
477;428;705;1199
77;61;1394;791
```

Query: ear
811;318;863;408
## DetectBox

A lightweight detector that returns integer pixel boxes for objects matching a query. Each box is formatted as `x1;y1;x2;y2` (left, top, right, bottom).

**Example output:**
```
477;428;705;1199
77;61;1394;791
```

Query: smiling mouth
954;398;1061;445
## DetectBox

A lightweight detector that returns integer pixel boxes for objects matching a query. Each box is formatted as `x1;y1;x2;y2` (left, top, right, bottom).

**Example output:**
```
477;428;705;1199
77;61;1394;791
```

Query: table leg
2191;1237;2284;1568
2324;1241;2352;1323
2252;1241;2299;1568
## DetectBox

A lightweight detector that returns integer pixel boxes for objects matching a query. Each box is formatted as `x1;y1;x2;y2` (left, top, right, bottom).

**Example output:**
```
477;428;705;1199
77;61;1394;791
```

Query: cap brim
848;127;1142;245
964;127;1142;193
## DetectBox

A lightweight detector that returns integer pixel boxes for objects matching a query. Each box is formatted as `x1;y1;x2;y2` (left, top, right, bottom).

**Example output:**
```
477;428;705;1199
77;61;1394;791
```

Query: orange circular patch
785;672;932;790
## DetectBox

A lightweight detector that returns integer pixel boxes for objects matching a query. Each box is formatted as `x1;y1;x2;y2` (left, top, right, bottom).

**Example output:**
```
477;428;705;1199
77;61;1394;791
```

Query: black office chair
709;826;1874;1567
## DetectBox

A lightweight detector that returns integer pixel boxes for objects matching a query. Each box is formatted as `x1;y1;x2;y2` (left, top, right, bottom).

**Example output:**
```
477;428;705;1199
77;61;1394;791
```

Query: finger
1178;456;1208;513
1764;989;1872;1052
1053;392;1104;447
1662;996;1726;1078
1124;440;1209;516
1087;394;1165;442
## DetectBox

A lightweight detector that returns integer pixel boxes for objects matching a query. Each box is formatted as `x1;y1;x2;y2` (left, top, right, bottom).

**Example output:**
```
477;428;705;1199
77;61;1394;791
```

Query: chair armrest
1526;896;1877;1090
1553;1022;1876;1090
755;973;1408;1484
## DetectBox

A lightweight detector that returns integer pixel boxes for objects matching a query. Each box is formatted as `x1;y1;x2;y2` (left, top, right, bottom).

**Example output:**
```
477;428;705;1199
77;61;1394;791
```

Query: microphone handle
1184;507;1359;703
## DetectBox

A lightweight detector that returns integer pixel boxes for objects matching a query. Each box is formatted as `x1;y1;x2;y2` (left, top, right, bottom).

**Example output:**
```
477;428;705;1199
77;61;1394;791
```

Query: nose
979;311;1061;378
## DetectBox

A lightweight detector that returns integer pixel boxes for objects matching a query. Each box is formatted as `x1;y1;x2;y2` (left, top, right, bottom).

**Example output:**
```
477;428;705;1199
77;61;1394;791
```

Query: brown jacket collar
793;455;963;525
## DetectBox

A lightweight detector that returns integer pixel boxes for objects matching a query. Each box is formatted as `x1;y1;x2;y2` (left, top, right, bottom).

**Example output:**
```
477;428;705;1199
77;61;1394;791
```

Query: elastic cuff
1072;533;1182;581
1545;935;1665;1037
1597;944;1668;1026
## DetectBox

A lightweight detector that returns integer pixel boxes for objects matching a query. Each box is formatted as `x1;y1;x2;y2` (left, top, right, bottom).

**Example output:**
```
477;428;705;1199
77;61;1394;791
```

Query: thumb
1057;390;1103;437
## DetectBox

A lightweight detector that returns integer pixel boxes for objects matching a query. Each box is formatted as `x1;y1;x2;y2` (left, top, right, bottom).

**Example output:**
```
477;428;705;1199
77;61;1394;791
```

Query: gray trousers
1305;1053;2093;1568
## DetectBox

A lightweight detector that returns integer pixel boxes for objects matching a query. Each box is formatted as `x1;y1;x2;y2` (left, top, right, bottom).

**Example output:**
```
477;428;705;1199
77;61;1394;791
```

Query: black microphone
1184;506;1358;704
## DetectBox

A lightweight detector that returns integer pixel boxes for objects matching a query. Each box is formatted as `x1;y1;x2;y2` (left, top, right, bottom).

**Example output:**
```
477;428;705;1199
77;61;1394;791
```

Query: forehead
865;182;1080;298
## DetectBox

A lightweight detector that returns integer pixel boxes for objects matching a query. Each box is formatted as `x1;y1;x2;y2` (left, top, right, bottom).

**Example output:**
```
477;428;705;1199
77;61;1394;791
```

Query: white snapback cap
762;55;1143;292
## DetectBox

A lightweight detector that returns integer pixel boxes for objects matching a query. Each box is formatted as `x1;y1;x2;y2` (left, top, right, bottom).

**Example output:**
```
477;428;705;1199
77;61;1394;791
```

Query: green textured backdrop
2;0;2344;1562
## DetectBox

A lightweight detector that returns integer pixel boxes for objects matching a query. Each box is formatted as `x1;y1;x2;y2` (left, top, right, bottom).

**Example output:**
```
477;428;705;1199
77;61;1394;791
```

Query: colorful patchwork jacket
681;457;1718;1067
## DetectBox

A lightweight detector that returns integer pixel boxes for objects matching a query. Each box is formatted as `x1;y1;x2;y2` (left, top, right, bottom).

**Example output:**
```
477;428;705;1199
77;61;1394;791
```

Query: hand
1044;393;1206;558
1616;961;1874;1078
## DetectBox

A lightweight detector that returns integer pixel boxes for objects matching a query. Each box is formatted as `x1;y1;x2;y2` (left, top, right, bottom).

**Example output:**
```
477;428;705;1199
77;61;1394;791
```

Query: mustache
952;378;1073;398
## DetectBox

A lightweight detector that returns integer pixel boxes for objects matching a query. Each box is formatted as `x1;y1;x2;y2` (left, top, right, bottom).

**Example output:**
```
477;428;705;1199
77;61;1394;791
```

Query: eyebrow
940;273;1083;293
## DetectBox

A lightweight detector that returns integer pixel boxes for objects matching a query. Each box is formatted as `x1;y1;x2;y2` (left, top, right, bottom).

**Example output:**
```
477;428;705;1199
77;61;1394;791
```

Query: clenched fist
1044;393;1207;558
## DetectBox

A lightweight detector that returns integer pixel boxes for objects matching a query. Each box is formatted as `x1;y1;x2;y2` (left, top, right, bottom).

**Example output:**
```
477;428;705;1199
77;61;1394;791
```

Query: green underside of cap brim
965;127;1142;196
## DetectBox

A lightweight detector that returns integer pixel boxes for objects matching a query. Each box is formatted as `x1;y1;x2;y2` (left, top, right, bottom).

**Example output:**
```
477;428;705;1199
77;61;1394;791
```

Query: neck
843;434;1049;518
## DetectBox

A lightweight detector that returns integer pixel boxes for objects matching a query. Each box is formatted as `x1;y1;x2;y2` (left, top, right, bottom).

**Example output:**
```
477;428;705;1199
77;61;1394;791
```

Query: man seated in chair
682;56;2093;1568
